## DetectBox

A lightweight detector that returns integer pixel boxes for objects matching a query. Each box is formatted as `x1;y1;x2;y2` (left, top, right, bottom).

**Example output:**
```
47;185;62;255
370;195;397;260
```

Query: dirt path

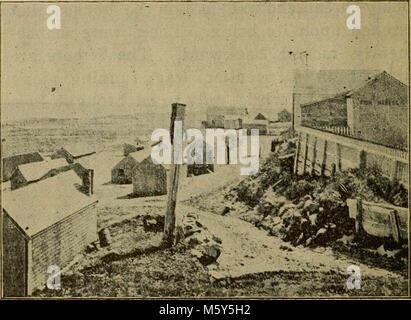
180;204;404;282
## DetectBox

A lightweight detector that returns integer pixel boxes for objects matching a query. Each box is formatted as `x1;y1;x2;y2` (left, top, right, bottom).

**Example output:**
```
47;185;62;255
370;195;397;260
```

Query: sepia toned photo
0;1;409;299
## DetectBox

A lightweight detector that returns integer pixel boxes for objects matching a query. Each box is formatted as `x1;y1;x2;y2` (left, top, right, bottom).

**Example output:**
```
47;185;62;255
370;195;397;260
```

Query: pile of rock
254;193;354;247
179;212;222;266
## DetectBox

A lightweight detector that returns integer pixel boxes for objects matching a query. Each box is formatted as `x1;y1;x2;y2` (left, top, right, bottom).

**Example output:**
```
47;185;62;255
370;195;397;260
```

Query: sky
1;2;408;121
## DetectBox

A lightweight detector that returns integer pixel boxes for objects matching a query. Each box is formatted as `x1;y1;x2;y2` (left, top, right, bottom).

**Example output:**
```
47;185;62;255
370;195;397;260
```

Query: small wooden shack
132;157;168;197
10;158;70;190
111;149;152;184
132;157;188;197
242;118;268;135
186;141;215;176
2;152;44;182
224;116;242;130
2;171;98;296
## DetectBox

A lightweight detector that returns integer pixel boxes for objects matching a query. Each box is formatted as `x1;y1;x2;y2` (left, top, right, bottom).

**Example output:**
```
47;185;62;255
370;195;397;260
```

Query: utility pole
163;102;186;246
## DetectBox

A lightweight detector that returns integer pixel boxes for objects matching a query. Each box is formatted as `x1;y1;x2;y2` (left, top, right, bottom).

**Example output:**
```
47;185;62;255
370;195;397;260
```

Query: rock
278;204;297;218
184;232;208;248
86;243;97;253
296;200;305;209
222;206;230;216
280;245;293;252
312;228;330;245
190;249;203;259
212;235;222;244
303;195;312;202
187;212;199;219
309;214;318;226
338;234;355;245
98;228;112;247
195;244;222;266
143;215;164;232
269;223;282;237
209;270;226;280
377;245;386;256
272;216;282;226
303;199;319;213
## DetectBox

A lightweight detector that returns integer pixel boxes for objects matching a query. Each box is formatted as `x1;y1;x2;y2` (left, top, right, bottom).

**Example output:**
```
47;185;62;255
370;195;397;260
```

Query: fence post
311;137;318;176
358;150;366;170
336;142;342;171
391;160;399;182
321;140;328;176
302;133;309;174
293;132;301;174
355;198;363;234
389;210;400;243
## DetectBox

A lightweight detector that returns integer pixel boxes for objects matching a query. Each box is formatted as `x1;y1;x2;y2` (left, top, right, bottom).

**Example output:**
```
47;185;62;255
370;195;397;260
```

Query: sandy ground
68;141;407;295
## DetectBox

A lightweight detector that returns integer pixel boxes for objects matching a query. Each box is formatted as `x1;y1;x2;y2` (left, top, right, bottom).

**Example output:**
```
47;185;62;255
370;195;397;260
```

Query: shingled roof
17;158;69;182
3;170;97;238
294;69;383;106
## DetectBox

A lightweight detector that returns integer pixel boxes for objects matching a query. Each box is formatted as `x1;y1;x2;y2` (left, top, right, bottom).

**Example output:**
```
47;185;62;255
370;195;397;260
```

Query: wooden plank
391;160;399;182
321;139;327;176
389;210;400;243
293;132;301;174
347;198;358;219
302;133;309;174
347;198;408;241
355;198;363;234
336;142;342;171
311;136;317;176
279;153;295;160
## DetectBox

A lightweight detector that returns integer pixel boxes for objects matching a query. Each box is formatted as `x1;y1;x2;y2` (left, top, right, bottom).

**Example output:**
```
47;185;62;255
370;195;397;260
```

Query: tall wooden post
163;103;186;246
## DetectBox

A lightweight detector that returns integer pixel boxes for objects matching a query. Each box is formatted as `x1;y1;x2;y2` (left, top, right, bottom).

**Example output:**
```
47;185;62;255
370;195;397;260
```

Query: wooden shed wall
2;211;28;297
132;159;167;197
29;203;97;293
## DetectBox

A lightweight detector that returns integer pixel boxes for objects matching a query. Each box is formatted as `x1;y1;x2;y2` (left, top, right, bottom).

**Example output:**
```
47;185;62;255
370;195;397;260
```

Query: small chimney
83;169;94;195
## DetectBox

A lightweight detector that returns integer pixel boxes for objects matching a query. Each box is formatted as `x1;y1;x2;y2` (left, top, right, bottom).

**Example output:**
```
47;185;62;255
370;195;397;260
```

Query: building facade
2;171;98;296
296;70;408;148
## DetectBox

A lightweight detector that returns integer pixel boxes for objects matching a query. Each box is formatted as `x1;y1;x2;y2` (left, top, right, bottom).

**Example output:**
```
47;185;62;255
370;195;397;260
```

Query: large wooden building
293;70;408;148
2;171;98;296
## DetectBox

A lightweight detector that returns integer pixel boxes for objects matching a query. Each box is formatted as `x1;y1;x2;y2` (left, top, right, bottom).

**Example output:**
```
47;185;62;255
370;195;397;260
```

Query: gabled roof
62;144;96;157
3;170;97;238
294;69;383;106
2;152;44;181
17;158;69;182
242;117;269;125
128;148;153;163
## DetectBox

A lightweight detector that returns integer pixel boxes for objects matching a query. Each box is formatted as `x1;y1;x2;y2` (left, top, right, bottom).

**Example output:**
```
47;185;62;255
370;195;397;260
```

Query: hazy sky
1;2;408;121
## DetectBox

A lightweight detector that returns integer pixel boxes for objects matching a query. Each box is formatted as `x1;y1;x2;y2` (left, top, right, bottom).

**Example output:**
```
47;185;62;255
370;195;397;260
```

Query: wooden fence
294;126;409;188
308;124;407;151
346;198;408;242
